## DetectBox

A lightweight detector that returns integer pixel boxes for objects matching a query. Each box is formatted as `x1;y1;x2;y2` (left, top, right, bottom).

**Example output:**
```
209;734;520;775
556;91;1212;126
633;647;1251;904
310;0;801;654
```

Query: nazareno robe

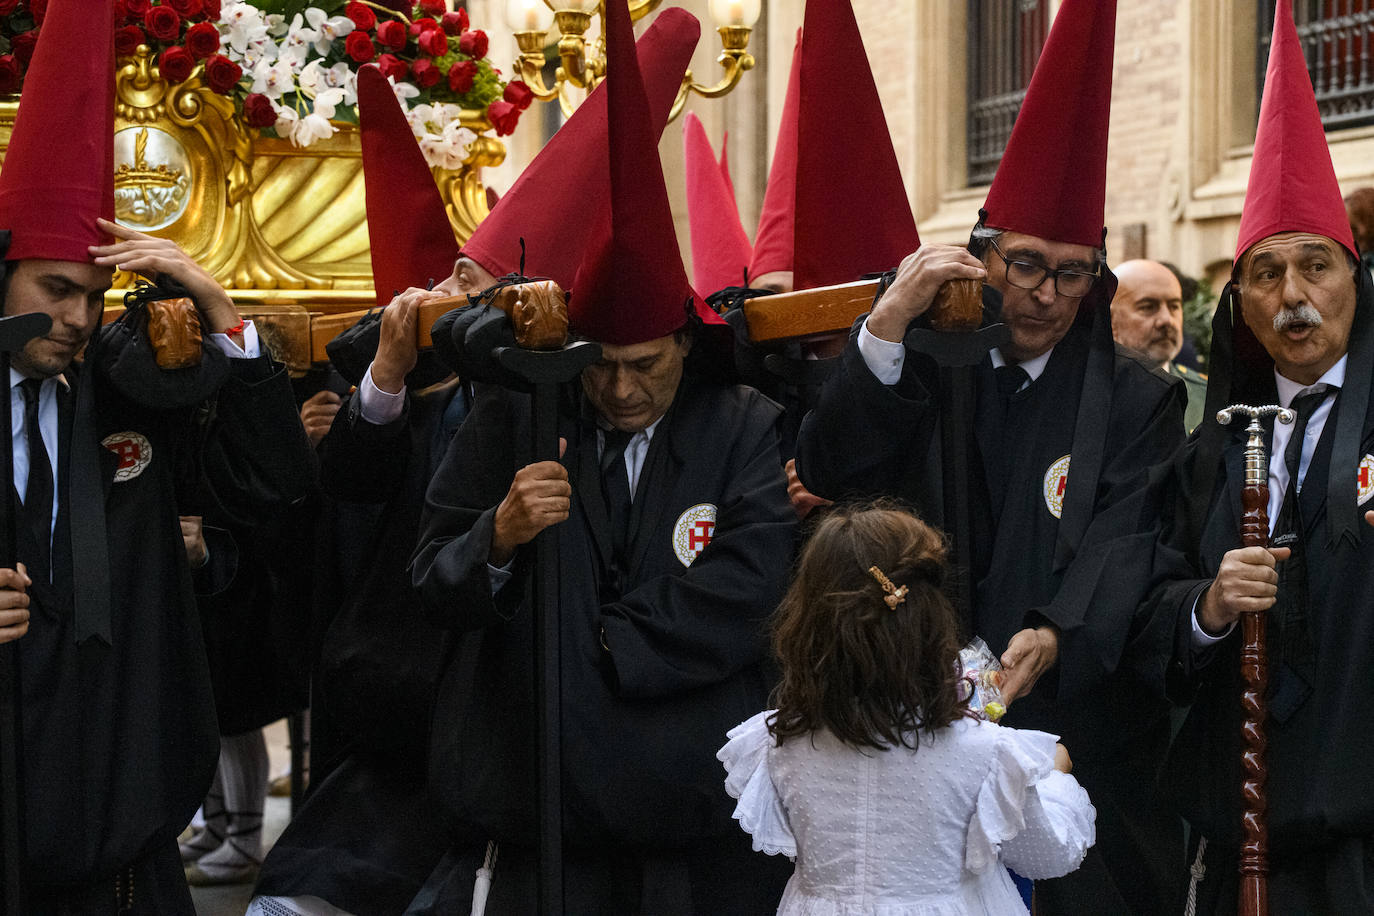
15;325;314;909
410;373;797;912
794;296;1188;914
1143;271;1374;913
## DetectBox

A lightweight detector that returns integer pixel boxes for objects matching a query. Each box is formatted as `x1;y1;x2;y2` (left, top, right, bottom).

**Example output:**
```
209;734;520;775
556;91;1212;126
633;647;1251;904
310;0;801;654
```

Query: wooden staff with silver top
1215;403;1294;916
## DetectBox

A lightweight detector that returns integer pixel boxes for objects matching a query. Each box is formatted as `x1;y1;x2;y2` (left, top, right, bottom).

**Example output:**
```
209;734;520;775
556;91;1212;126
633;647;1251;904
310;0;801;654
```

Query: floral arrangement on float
0;0;534;168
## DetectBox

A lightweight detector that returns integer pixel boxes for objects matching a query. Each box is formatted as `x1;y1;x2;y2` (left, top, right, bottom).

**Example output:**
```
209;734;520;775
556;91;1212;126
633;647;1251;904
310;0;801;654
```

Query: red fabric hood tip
568;0;725;347
460;7;700;291
0;0;116;262
981;0;1116;249
747;28;801;283
683;111;752;296
793;0;919;290
358;65;461;305
1235;0;1356;263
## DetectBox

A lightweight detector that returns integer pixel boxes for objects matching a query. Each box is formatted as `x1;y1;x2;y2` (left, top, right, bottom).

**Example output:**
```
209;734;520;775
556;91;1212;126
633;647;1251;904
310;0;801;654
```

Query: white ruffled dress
718;711;1096;915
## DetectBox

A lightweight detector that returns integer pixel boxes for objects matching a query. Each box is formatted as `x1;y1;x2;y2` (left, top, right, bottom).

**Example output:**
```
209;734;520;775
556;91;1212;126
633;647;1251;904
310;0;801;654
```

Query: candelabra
505;0;759;118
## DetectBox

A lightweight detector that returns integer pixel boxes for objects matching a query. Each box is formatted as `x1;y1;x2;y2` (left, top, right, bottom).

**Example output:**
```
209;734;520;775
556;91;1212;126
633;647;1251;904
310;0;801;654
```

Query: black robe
16;338;313;911
1148;366;1374;914
794;316;1188;914
253;380;468;916
410;375;797;912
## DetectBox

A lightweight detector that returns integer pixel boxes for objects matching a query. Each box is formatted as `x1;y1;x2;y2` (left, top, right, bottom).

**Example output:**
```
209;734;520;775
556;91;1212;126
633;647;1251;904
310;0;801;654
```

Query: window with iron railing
966;0;1051;187
1259;0;1374;130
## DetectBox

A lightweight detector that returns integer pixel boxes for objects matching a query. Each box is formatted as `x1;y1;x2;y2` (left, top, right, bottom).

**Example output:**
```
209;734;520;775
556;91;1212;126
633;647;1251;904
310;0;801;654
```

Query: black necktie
995;364;1029;401
20;378;52;579
1280;389;1332;500
601;428;634;562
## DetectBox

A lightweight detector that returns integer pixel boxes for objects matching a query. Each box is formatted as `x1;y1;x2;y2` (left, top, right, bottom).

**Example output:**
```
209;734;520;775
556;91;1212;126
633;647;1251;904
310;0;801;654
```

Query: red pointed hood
0;0;115;262
461;8;700;289
358;65;460;304
1235;0;1356;261
794;0;919;289
748;29;801;283
684;112;751;294
568;0;724;346
981;0;1116;248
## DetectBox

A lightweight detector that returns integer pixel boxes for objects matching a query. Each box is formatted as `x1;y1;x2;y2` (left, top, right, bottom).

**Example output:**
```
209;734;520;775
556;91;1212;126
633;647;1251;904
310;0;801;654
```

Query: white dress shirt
1190;355;1347;648
858;318;1052;389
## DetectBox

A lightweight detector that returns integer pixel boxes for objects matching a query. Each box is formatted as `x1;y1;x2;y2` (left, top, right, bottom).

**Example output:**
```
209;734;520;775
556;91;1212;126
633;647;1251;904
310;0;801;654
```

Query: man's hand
1366;509;1373;527
1053;743;1073;774
89;218;241;335
0;563;32;645
180;516;207;569
999;625;1060;704
786;458;832;520
490;439;570;566
1198;545;1291;635
300;390;343;446
865;244;987;343
372;288;438;393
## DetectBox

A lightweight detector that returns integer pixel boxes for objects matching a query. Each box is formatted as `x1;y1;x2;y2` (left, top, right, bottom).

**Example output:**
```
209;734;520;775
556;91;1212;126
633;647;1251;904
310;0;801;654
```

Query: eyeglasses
987;237;1099;299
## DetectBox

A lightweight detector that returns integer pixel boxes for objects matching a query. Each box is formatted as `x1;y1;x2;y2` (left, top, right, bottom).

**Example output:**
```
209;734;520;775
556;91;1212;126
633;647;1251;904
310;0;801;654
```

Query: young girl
719;504;1095;914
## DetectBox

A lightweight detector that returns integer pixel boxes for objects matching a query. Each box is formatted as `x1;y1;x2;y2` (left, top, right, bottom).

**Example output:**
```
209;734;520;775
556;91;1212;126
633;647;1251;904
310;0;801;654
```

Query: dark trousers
27;839;194;916
405;829;793;916
1181;832;1374;916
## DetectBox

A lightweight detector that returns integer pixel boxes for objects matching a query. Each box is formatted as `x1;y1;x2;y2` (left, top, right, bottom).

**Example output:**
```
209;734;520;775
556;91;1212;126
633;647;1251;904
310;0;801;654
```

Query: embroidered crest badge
1043;454;1071;519
1358;454;1374;507
672;503;718;567
101;432;152;482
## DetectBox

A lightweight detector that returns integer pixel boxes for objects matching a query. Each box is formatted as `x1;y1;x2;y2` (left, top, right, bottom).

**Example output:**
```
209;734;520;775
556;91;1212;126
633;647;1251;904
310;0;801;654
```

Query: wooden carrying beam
740;279;879;343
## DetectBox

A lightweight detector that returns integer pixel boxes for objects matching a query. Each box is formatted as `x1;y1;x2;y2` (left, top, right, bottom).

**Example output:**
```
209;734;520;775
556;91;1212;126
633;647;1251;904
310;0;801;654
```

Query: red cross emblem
672;503;719;567
688;519;715;552
101;431;152;482
107;438;141;471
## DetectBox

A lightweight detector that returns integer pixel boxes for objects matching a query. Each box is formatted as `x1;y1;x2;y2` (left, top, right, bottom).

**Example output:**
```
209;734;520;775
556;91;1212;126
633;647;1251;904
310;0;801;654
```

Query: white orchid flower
264;13;287;36
388;75;420;104
220;3;270;53
250;59;296;99
310;87;346;120
273;104;298;137
293;112;336;146
303;8;355;55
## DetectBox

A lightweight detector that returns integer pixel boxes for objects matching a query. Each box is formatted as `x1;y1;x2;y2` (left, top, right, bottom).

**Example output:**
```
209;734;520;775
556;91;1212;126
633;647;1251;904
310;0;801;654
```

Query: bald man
1110;258;1207;431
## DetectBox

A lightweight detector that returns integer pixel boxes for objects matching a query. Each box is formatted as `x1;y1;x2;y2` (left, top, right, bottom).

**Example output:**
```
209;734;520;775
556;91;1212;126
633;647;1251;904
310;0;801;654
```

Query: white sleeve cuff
488;560;514;594
858;319;906;385
358;364;407;426
209;321;261;359
1190;591;1235;648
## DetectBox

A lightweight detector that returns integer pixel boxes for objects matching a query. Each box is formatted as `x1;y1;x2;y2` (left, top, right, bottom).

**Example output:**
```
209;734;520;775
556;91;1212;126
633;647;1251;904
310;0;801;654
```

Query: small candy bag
957;638;1006;722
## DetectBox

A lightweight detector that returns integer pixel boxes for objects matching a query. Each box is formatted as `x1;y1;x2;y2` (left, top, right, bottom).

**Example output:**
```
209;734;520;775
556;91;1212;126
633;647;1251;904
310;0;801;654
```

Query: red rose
375;19;406;51
417;27;447;57
200;0;218;20
184;20;219;58
416;0;444;18
0;0;23;16
0;56;19;94
411;57;440;89
440;11;464;35
344;31;374;63
487;99;519;136
447;59;476;93
124;0;149;15
204;53;241;93
158;45;194;84
408;16;437;37
114;25;146;56
376;52;408;81
145;5;182;41
242;92;277;128
27;0;45;25
166;0;200;18
343;1;374;31
503;80;534;111
112;0;127;20
9;31;37;66
458;29;487;60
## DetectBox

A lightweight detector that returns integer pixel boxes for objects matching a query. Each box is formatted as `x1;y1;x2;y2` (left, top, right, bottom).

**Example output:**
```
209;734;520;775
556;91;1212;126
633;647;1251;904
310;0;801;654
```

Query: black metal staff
0;309;55;916
495;338;601;914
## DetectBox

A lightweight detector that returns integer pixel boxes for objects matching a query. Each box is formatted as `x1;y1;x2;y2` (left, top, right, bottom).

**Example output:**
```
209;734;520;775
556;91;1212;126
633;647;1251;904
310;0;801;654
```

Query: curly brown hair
769;502;967;751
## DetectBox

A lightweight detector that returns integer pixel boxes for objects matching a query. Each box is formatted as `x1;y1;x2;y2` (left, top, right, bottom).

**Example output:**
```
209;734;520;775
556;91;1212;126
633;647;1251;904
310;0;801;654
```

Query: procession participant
1110;258;1207;431
408;0;796;909
794;0;1187;911
0;0;312;910
1150;4;1374;910
683;112;751;298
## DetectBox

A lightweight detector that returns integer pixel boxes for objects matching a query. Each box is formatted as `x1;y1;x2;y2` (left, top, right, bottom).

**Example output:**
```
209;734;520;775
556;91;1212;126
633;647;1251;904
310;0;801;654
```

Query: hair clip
868;565;908;609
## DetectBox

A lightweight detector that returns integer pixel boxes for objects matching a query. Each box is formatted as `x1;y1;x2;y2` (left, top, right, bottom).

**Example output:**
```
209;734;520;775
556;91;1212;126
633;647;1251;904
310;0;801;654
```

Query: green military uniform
1168;362;1208;433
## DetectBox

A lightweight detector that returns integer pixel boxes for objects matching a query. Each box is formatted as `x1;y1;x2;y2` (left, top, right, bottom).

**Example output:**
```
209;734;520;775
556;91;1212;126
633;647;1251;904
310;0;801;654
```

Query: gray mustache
1273;304;1323;331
